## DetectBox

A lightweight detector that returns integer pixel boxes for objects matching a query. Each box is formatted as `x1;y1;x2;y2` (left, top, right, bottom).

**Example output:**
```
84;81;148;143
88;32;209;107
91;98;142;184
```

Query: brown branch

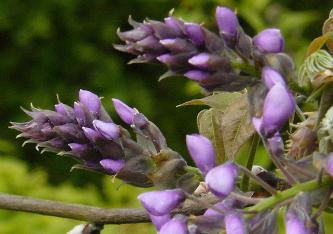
0;193;217;224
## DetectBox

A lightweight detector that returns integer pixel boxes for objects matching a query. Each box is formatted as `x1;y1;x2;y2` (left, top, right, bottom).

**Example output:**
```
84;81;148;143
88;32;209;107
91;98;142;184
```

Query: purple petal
184;23;205;46
79;89;101;115
149;213;171;231
112;99;137;125
204;198;236;219
267;133;284;156
285;211;308;234
215;7;238;40
225;212;247;234
205;162;238;198
262;83;295;137
188;53;210;69
262;66;286;89
159;216;188;234
137;189;185;216
251;117;263;136
186;134;216;175
82;127;100;142
68;143;89;155
253;28;284;53
100;159;125;173
184;70;210;81
93;120;120;140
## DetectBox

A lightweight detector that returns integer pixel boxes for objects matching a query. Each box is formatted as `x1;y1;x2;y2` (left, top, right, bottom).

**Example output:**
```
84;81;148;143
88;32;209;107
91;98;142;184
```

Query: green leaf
177;91;243;110
196;94;255;162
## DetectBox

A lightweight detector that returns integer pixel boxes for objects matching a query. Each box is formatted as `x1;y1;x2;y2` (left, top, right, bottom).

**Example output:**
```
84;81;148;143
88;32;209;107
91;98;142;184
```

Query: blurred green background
0;0;332;233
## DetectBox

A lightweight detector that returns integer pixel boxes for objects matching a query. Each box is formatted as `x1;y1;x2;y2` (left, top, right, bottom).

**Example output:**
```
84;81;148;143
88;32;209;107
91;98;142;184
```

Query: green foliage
0;152;154;234
185;92;255;163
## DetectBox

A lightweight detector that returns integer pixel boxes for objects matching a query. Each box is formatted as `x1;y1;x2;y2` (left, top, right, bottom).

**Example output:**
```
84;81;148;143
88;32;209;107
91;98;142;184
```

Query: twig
0;193;209;224
238;165;278;195
241;134;260;191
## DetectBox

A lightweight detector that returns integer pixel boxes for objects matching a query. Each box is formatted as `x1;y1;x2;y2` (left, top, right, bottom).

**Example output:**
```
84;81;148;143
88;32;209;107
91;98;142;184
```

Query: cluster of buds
138;134;242;233
10;90;198;190
115;6;292;93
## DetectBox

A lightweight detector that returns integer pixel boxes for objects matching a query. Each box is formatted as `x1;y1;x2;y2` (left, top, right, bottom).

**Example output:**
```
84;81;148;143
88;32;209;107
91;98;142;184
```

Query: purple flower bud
261;83;295;137
79;89;101;115
93;120;120;140
68;143;89;155
164;17;184;35
186;134;216;175
267;133;284;156
82;127;100;142
112;99;137;125
184;70;210;81
188;53;210;69
262;66;286;89
159;216;188;234
285;211;308;234
149;213;171;231
224;212;247;234
253;29;284;53
184;23;205;46
205;161;238;198
100;159;125;173
326;153;333;177
160;38;195;53
137;189;185;216
215;7;238;42
204;198;236;220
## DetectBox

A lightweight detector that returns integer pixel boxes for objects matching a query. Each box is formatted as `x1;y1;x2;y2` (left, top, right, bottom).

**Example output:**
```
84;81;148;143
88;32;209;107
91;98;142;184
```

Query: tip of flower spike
186;134;216;175
112;98;137;125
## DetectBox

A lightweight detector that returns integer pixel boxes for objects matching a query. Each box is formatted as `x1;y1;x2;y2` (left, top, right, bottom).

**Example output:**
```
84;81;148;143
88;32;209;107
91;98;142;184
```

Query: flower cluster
11;90;198;190
138;134;242;233
115;7;292;93
10;4;333;234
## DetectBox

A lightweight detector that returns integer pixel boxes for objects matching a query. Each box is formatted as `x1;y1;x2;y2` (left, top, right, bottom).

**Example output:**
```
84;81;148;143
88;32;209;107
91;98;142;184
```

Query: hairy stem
241;134;260;191
246;175;332;213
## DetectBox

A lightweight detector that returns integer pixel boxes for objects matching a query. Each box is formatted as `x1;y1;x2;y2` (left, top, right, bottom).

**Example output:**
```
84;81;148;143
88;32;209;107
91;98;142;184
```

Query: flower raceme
10;90;197;189
114;6;291;93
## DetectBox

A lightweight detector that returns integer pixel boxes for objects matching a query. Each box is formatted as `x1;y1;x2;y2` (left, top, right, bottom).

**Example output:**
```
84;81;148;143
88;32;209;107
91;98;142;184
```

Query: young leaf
197;108;226;164
197;94;255;162
178;91;243;110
